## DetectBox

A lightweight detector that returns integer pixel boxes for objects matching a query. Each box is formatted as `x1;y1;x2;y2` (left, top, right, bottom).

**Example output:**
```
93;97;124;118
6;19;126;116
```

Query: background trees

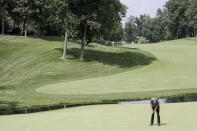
165;0;197;38
0;0;196;45
124;16;137;43
12;0;39;37
124;0;197;44
0;0;126;60
0;0;8;35
69;0;126;60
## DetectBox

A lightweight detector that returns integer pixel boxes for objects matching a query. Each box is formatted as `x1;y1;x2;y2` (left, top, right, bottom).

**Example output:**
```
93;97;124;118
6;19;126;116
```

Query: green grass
0;102;197;131
0;35;155;109
1;36;197;130
37;38;197;96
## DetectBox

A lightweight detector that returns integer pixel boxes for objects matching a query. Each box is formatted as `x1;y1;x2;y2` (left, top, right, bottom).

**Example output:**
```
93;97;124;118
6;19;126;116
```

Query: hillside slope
37;38;197;96
0;36;155;109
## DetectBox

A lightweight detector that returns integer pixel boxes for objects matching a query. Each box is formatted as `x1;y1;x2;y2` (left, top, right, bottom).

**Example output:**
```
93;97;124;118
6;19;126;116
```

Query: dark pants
151;110;160;125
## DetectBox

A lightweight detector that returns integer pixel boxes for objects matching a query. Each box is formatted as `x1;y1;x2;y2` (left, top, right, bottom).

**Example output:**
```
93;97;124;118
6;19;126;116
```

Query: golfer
150;98;160;126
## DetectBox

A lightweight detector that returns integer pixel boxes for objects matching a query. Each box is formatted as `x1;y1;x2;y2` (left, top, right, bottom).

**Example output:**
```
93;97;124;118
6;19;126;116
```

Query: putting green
37;38;197;95
0;102;197;131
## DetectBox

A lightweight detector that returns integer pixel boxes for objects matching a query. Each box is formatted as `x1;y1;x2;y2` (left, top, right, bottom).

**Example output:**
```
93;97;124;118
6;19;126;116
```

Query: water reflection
119;95;197;105
166;95;197;103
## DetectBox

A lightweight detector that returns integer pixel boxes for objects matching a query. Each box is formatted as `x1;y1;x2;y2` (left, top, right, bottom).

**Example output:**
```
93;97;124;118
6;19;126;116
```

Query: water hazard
119;95;197;104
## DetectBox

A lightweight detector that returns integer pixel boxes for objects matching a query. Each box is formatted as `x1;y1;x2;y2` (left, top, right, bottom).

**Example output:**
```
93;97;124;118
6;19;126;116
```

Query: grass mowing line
0;102;197;131
37;37;197;96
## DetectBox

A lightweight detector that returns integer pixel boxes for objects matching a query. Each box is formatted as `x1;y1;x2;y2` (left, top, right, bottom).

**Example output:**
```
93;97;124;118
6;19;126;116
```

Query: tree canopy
124;0;197;43
0;0;126;60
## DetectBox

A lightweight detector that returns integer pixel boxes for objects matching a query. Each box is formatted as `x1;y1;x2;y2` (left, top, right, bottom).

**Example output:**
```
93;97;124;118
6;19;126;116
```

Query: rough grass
0;102;197;131
0;36;155;109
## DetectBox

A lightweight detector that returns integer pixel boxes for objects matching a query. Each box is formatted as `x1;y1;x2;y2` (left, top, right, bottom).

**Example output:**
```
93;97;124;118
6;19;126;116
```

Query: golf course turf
0;102;197;131
0;36;156;110
37;38;197;96
1;36;197;130
0;36;197;112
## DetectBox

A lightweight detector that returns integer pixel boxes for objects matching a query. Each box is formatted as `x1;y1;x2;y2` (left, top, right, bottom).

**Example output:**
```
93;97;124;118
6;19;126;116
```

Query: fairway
37;38;197;95
0;102;197;131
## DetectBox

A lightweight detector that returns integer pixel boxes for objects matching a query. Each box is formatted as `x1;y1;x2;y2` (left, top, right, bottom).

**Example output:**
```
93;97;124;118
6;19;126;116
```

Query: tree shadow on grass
56;48;157;68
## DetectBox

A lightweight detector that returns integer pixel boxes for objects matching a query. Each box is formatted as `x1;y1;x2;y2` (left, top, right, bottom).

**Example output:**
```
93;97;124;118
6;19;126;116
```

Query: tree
70;0;126;61
154;8;168;40
50;0;70;60
109;21;124;42
164;0;195;39
125;14;165;43
186;0;197;37
13;0;38;37
53;0;79;60
70;0;100;61
0;0;8;35
124;16;137;43
97;0;127;41
135;15;154;42
124;0;196;43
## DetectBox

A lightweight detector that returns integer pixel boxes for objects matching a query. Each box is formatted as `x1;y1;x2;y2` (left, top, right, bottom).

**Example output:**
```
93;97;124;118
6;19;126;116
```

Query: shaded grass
55;47;155;68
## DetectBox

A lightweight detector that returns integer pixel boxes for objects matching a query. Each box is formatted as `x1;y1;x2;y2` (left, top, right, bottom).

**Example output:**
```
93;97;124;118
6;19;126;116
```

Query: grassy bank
0;36;156;111
37;38;197;96
0;102;197;131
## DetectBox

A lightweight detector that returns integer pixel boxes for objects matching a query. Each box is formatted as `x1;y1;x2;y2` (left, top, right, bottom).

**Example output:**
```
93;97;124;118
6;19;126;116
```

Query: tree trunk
24;17;29;37
63;31;68;60
24;28;27;37
176;32;179;39
14;19;16;30
1;16;4;35
100;33;102;40
20;28;23;36
21;20;25;36
80;24;87;61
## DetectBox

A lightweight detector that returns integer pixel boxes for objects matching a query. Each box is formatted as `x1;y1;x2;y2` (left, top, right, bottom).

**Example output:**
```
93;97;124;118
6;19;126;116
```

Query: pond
119;95;197;105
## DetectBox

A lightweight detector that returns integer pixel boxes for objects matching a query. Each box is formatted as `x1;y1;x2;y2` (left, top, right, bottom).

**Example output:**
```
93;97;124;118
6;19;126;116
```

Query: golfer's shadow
153;123;167;126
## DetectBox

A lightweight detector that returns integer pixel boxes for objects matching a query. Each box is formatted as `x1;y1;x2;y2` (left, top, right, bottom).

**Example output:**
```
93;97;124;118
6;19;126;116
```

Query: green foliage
0;0;8;35
124;16;137;43
1;0;127;60
69;0;125;41
1;0;197;43
98;0;126;41
164;0;197;38
124;15;160;43
124;0;197;43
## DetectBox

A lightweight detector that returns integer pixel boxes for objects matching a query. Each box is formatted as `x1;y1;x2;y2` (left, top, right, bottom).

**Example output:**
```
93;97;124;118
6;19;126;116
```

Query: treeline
0;0;126;60
124;0;197;43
